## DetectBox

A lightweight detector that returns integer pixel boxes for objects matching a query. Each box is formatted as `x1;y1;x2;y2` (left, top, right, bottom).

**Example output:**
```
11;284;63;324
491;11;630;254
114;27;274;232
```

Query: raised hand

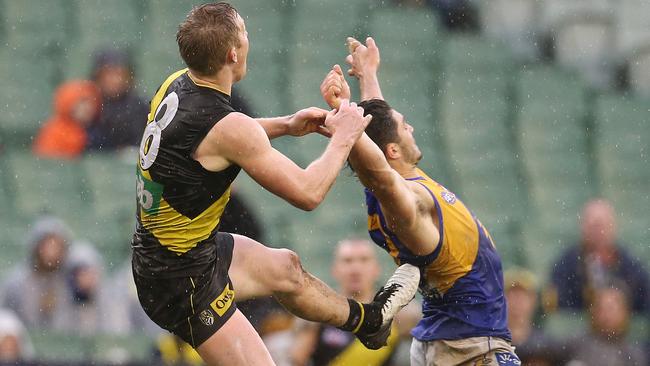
320;64;351;109
345;37;381;79
287;107;331;137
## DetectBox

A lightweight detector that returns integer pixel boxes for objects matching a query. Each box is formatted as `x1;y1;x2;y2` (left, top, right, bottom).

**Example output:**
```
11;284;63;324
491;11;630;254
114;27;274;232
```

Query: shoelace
375;283;402;313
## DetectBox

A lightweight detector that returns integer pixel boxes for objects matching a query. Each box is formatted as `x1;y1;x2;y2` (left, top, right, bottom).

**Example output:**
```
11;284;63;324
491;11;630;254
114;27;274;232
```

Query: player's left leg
195;309;275;366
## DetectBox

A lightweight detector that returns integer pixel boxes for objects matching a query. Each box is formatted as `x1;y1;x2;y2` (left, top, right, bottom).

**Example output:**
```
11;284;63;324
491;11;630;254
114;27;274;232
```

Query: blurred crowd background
0;0;649;365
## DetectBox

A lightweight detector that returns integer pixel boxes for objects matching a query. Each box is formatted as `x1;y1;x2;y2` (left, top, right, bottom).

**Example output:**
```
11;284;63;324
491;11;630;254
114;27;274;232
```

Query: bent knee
272;249;306;294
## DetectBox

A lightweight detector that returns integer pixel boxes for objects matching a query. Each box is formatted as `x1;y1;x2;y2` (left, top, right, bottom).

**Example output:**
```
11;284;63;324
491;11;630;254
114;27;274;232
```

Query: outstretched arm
255;107;332;140
320;67;421;236
195;100;372;211
321;40;439;254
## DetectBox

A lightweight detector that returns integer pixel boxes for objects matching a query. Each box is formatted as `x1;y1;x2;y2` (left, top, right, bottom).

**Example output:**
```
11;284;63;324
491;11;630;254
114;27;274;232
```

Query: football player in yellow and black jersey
131;3;420;365
320;38;521;365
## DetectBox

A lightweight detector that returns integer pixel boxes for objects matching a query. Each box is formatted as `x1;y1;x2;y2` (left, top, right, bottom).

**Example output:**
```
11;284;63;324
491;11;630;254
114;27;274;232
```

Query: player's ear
385;143;401;160
229;47;238;64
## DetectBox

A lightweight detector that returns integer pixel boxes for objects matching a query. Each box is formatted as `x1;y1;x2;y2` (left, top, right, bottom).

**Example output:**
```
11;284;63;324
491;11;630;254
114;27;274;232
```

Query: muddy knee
272;249;306;294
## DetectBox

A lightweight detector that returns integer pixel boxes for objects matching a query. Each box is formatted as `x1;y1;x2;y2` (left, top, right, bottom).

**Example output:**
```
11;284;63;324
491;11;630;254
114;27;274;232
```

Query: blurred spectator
258;307;295;366
426;0;479;32
566;285;646;366
33;80;101;159
0;217;72;329
87;49;148;151
547;199;650;314
104;259;163;336
504;268;563;366
57;243;111;335
393;0;480;32
291;239;419;366
0;309;34;362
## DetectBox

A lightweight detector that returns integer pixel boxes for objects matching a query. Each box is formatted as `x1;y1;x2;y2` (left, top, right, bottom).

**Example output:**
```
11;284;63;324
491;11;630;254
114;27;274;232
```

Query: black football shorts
133;232;237;347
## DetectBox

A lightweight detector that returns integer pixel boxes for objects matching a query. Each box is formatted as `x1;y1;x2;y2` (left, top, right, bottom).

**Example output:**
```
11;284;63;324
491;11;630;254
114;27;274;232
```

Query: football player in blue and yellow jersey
320;38;520;365
131;3;420;365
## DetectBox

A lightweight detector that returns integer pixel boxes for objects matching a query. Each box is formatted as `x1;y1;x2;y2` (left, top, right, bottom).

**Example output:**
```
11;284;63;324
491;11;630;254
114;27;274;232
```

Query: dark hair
176;2;241;76
358;99;400;153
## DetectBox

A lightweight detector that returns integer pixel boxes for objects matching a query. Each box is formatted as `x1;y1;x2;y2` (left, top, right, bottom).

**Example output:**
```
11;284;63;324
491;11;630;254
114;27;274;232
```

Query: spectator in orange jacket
33;80;101;159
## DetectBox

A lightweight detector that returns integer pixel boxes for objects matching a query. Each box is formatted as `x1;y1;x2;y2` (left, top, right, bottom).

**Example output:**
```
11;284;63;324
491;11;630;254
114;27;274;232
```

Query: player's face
332;242;380;297
393;110;422;165
233;13;249;82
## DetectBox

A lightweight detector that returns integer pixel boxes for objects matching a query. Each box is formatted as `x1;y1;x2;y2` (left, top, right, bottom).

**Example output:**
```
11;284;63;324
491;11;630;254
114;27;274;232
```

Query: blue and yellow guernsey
366;168;510;341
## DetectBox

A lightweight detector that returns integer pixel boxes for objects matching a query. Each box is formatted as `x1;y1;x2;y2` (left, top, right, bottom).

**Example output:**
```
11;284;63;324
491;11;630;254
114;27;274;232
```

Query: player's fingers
347;37;360;53
316;125;332;138
347;69;355;76
345;54;354;66
356;106;365;116
338;98;350;110
333;64;344;76
323;70;337;84
310;107;329;118
321;76;337;93
325;108;337;121
349;101;357;110
367;37;377;49
328;85;342;97
363;113;373;126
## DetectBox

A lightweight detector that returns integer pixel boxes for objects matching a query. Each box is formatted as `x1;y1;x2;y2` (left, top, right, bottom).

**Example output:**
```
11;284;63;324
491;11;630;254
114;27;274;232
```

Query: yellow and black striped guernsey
132;69;240;278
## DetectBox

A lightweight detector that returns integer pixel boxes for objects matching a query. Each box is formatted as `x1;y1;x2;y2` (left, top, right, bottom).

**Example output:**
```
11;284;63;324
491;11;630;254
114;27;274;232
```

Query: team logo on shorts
441;191;457;204
495;352;521;365
199;310;215;326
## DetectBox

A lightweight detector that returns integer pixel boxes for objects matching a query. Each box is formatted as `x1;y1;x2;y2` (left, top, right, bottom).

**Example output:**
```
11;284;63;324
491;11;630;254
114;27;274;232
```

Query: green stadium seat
0;150;12;219
593;94;650;256
443;35;513;73
136;0;194;96
0;49;59;148
365;7;444;178
92;333;155;363
288;1;363;113
439;57;523;218
544;310;648;343
2;0;71;46
594;94;650;185
78;153;137;268
515;66;593;251
81;153;136;219
6;152;91;218
0;216;30;277
29;330;91;362
367;7;441;69
521;222;574;276
63;0;146;79
28;330;155;363
237;1;291;116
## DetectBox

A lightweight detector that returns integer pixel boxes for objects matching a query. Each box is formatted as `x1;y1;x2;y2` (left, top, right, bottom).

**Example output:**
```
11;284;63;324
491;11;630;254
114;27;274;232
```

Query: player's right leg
227;233;420;349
